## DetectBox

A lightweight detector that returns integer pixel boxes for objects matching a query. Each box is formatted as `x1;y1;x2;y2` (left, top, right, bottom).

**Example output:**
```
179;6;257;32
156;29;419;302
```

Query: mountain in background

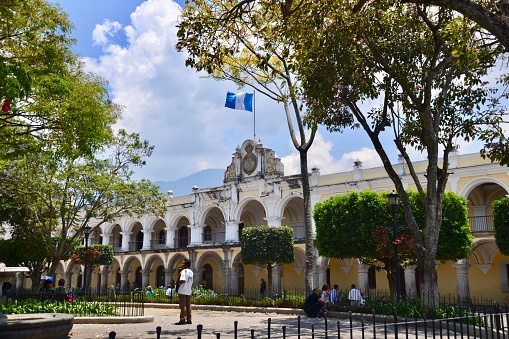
154;168;225;197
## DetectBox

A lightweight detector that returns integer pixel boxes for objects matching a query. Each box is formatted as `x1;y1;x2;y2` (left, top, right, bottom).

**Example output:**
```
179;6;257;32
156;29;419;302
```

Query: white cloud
92;20;122;46
281;132;383;176
82;0;291;181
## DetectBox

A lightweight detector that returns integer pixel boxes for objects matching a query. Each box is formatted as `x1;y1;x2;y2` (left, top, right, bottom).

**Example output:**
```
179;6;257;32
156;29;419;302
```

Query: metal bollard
109;331;116;339
156;326;161;339
198;324;203;339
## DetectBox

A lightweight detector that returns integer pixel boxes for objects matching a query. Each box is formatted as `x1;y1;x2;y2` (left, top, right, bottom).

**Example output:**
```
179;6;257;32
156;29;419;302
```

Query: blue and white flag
225;91;253;112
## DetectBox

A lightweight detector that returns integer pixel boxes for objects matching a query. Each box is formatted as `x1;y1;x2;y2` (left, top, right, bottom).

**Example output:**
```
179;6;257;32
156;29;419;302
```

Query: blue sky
52;0;489;186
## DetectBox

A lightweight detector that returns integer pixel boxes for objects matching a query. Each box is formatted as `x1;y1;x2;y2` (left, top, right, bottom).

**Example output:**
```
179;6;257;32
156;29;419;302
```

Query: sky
52;0;490;185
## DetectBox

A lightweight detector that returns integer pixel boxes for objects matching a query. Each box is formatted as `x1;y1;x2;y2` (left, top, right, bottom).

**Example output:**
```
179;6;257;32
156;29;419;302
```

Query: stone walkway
67;306;471;339
68;307;331;338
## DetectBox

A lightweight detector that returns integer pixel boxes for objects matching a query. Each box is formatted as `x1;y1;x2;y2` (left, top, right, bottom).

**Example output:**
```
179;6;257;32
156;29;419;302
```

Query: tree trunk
300;149;314;295
267;264;273;297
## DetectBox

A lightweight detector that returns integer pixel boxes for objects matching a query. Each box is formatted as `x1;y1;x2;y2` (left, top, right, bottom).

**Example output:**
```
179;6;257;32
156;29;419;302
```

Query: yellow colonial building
22;139;509;302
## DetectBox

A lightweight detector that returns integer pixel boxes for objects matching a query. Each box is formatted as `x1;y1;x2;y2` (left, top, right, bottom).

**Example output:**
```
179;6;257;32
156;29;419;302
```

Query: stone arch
196;251;224;289
168;213;190;229
89;225;102;245
123;255;142;272
150;218;167;250
235;197;267;226
200;206;226;243
168;253;188;270
198;203;226;225
110;224;122;251
278;195;305;239
124;219;142;233
471;238;498;266
145;253;165;270
232;253;245;295
459;177;509;198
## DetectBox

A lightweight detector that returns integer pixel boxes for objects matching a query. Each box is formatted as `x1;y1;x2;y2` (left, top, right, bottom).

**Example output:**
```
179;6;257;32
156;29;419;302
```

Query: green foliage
314;190;389;259
0;129;167;278
240;226;295;266
0;0;120;160
0;300;119;316
314;190;472;262
493;198;509;255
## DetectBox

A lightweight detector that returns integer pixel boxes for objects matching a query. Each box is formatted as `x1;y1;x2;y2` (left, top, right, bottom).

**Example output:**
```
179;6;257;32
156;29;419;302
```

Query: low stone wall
1;313;74;339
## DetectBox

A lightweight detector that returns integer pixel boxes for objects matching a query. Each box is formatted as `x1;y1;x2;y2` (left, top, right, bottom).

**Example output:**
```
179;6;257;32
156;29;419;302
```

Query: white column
224;221;240;242
452;259;471;304
165;227;175;249
142;229;154;250
120;270;130;291
404;265;417;298
101;233;112;245
266;217;283;227
141;269;151;289
189;224;204;246
272;265;282;296
100;268;109;291
356;262;370;296
120;232;132;252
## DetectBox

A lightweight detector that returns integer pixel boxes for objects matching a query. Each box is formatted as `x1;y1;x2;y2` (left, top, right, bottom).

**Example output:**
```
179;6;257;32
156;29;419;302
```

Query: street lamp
388;190;401;302
83;226;92;293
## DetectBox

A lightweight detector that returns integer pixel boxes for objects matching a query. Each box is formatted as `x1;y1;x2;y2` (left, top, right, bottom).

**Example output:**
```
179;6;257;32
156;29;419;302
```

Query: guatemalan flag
225;91;253;112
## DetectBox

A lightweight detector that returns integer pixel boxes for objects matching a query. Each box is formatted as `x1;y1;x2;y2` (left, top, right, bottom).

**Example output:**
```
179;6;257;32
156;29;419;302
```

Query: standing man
175;258;194;325
259;278;266;297
348;284;363;307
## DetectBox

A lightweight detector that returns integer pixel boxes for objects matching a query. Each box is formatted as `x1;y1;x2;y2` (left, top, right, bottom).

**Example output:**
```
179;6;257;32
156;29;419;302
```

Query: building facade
10;139;509;302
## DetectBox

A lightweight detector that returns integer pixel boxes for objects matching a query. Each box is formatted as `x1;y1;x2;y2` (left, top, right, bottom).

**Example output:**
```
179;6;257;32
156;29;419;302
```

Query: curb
73;315;154;324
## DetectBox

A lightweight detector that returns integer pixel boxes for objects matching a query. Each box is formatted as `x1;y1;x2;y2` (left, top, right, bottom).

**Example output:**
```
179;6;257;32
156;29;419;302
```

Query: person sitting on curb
303;288;326;318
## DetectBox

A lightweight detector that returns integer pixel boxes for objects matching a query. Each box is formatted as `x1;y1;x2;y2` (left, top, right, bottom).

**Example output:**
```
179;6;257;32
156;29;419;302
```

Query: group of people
303;283;365;318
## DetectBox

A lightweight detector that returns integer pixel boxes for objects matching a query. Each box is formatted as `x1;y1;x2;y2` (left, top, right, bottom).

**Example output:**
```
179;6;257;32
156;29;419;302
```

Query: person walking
175;258;194;325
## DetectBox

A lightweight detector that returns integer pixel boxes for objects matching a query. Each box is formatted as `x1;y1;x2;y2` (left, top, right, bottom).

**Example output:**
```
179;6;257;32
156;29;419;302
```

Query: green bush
0;299;119;316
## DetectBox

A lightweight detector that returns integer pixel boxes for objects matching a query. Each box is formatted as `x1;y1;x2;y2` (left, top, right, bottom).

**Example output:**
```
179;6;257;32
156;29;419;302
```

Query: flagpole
253;90;256;141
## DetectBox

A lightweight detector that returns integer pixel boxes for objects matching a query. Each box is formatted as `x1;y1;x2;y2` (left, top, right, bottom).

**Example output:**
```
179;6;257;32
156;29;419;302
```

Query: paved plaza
68;307;331;339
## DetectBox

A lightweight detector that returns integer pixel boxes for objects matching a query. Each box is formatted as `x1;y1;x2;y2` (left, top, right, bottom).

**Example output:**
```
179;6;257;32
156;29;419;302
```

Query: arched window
135;231;143;251
158;230;166;244
178;227;189;248
203;264;213;290
238;222;245;241
204;226;212;242
156;266;165;288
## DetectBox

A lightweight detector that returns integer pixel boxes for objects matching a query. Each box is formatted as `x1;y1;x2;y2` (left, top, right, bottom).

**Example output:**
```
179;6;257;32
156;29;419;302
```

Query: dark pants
304;302;322;318
178;293;192;322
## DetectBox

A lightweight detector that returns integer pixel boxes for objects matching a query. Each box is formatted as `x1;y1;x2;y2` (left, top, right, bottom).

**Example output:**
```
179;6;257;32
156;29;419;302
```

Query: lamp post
388;190;401;302
83;226;92;293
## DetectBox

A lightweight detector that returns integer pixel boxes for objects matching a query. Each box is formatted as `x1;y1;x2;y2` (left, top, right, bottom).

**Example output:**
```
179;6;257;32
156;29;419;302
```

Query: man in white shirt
175;259;194;325
348;284;363;307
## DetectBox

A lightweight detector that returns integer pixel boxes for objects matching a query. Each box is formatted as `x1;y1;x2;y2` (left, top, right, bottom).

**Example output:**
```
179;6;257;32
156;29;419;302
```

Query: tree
240;226;295;295
0;129;167;279
353;0;509;52
0;0;120;159
493;197;509;255
314;190;472;301
69;244;114;289
291;0;506;309
176;0;319;293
